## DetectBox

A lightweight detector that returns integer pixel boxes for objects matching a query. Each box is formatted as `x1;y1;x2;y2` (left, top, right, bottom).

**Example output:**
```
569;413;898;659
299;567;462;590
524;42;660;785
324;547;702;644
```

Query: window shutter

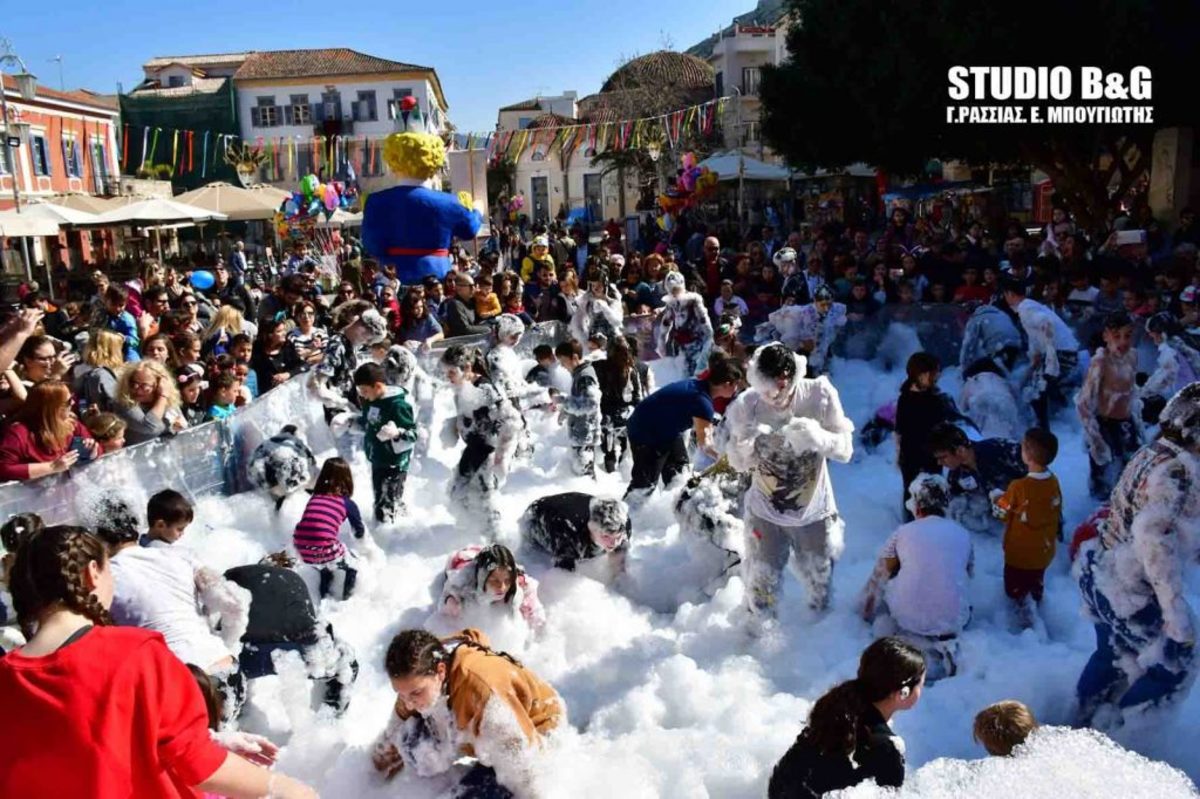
312;103;323;123
251;106;262;127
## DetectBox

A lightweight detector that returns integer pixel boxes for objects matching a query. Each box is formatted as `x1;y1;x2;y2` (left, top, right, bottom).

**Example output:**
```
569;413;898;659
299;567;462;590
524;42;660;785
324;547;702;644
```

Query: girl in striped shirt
293;458;365;600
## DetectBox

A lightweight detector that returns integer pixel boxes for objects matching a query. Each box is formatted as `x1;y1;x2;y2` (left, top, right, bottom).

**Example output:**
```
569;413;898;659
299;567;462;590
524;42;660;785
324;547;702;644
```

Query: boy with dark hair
1076;311;1140;499
556;339;602;477
929;422;1025;534
525;344;556;389
994;428;1062;628
144;489;195;546
895;353;962;521
103;284;141;362
354;362;418;523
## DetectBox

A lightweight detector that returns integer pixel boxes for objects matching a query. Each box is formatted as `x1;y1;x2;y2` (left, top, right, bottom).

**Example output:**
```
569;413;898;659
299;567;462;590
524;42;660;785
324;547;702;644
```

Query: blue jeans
1076;549;1194;724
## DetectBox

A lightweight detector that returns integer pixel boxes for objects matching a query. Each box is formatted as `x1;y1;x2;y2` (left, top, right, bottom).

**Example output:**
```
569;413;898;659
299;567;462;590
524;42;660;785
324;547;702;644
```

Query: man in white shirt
861;473;974;681
722;343;854;627
1002;275;1081;430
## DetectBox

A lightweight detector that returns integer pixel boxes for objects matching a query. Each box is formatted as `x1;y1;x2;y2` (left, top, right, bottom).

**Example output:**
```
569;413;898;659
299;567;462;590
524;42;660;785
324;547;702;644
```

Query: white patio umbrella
174;181;281;222
89;198;228;261
0;202;101;290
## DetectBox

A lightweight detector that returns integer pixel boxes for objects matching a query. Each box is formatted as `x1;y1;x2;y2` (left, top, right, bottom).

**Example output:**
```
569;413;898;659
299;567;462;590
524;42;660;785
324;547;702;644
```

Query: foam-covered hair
664;271;685;293
495;313;525;343
747;343;807;399
773;247;797;267
1161;382;1200;447
905;473;951;517
588;497;629;533
382;132;446;181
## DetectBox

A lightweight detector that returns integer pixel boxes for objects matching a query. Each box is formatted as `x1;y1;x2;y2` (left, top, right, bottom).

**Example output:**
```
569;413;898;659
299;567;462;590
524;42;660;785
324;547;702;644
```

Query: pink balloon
324;184;338;211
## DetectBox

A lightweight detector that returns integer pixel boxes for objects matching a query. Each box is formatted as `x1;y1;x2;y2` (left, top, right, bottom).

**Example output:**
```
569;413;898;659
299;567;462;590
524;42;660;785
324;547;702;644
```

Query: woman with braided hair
0;526;316;798
372;627;563;798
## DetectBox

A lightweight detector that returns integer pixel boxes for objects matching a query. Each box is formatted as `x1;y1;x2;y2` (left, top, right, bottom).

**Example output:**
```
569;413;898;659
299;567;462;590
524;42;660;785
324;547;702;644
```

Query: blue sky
3;0;751;133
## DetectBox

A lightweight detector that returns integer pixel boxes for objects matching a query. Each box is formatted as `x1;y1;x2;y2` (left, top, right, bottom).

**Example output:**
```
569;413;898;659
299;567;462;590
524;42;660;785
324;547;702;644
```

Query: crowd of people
0;192;1198;797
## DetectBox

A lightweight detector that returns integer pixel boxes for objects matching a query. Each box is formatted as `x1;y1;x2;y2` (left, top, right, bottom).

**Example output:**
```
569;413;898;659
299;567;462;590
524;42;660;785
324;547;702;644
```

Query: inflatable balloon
284;199;298;217
324;184;338;211
190;270;215;290
300;174;320;199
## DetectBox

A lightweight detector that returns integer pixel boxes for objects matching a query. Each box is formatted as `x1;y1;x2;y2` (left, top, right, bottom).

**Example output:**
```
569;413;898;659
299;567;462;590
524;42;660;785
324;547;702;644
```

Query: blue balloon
190;270;215;290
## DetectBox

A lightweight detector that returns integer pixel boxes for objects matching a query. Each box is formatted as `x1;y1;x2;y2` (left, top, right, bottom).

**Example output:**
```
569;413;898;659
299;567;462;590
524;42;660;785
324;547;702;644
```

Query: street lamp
1;38;37;284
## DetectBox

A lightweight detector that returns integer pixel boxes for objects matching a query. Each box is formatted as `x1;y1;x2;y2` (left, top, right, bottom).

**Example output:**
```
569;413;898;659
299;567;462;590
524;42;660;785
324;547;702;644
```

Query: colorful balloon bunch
274;174;359;240
657;152;719;223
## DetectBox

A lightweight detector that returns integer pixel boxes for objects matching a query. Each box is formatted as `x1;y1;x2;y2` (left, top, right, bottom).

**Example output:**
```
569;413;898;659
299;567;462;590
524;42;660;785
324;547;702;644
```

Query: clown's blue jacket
362;183;483;284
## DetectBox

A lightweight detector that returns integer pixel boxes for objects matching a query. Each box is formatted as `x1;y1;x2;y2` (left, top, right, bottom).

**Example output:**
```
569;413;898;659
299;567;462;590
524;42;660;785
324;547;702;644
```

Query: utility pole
1;38;38;283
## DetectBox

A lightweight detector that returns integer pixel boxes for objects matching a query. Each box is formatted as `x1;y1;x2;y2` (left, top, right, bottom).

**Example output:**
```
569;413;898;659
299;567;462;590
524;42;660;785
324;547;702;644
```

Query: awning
697;151;792;182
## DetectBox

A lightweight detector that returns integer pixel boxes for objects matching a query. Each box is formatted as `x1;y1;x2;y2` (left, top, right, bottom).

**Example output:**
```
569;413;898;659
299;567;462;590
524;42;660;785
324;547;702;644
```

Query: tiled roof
525;113;576;130
144;52;252;69
234;48;431;80
128;77;228;97
500;98;542;112
601;50;714;94
2;74;118;111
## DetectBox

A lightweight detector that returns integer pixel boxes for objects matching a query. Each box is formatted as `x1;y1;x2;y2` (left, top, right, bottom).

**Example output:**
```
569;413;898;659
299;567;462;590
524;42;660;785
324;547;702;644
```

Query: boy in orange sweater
993;428;1062;629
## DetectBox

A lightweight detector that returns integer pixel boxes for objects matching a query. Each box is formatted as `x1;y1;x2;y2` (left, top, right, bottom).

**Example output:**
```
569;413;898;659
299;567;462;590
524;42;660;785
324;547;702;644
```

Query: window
167;75;184;88
289;94;311;125
517;117;532;130
742;66;762;96
62;135;82;177
31;134;51;176
320;91;342;121
743;121;761;145
715;71;724;97
89;138;108;193
251;96;279;127
388;88;413;120
355;90;378;122
0;140;11;175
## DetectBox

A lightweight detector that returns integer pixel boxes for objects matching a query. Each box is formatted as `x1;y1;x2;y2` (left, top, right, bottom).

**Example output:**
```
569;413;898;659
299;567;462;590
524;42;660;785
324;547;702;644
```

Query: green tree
760;0;1200;234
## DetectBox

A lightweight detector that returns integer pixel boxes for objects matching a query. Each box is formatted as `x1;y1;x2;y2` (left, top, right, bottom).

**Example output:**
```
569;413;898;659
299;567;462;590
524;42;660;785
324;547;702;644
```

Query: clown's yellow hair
383;132;445;180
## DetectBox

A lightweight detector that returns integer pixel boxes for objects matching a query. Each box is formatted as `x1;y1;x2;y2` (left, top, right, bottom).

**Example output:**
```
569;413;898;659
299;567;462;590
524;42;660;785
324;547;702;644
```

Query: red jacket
0;626;227;797
0;419;89;482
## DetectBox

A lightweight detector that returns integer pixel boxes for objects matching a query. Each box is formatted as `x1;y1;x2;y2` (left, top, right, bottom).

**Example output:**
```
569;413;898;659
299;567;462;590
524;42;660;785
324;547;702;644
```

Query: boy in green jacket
354;362;419;523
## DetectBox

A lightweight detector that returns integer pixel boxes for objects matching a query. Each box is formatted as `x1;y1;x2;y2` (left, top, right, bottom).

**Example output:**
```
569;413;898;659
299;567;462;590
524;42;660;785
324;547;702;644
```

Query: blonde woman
202;305;245;359
116;360;185;445
72;330;125;414
0;380;97;481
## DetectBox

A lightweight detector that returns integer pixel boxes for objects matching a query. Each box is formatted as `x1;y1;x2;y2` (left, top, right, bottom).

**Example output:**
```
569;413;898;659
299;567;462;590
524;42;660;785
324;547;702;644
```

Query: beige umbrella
45;194;112;215
88;198;228;262
174;181;281;222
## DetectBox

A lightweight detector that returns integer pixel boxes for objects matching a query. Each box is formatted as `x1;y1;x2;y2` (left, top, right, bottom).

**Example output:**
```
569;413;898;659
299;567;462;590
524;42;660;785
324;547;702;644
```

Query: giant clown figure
362;131;483;284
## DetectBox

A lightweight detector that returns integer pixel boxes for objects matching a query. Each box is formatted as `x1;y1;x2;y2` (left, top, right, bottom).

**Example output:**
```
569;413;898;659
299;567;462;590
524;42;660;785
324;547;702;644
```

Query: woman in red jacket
0;379;97;482
0;525;317;799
